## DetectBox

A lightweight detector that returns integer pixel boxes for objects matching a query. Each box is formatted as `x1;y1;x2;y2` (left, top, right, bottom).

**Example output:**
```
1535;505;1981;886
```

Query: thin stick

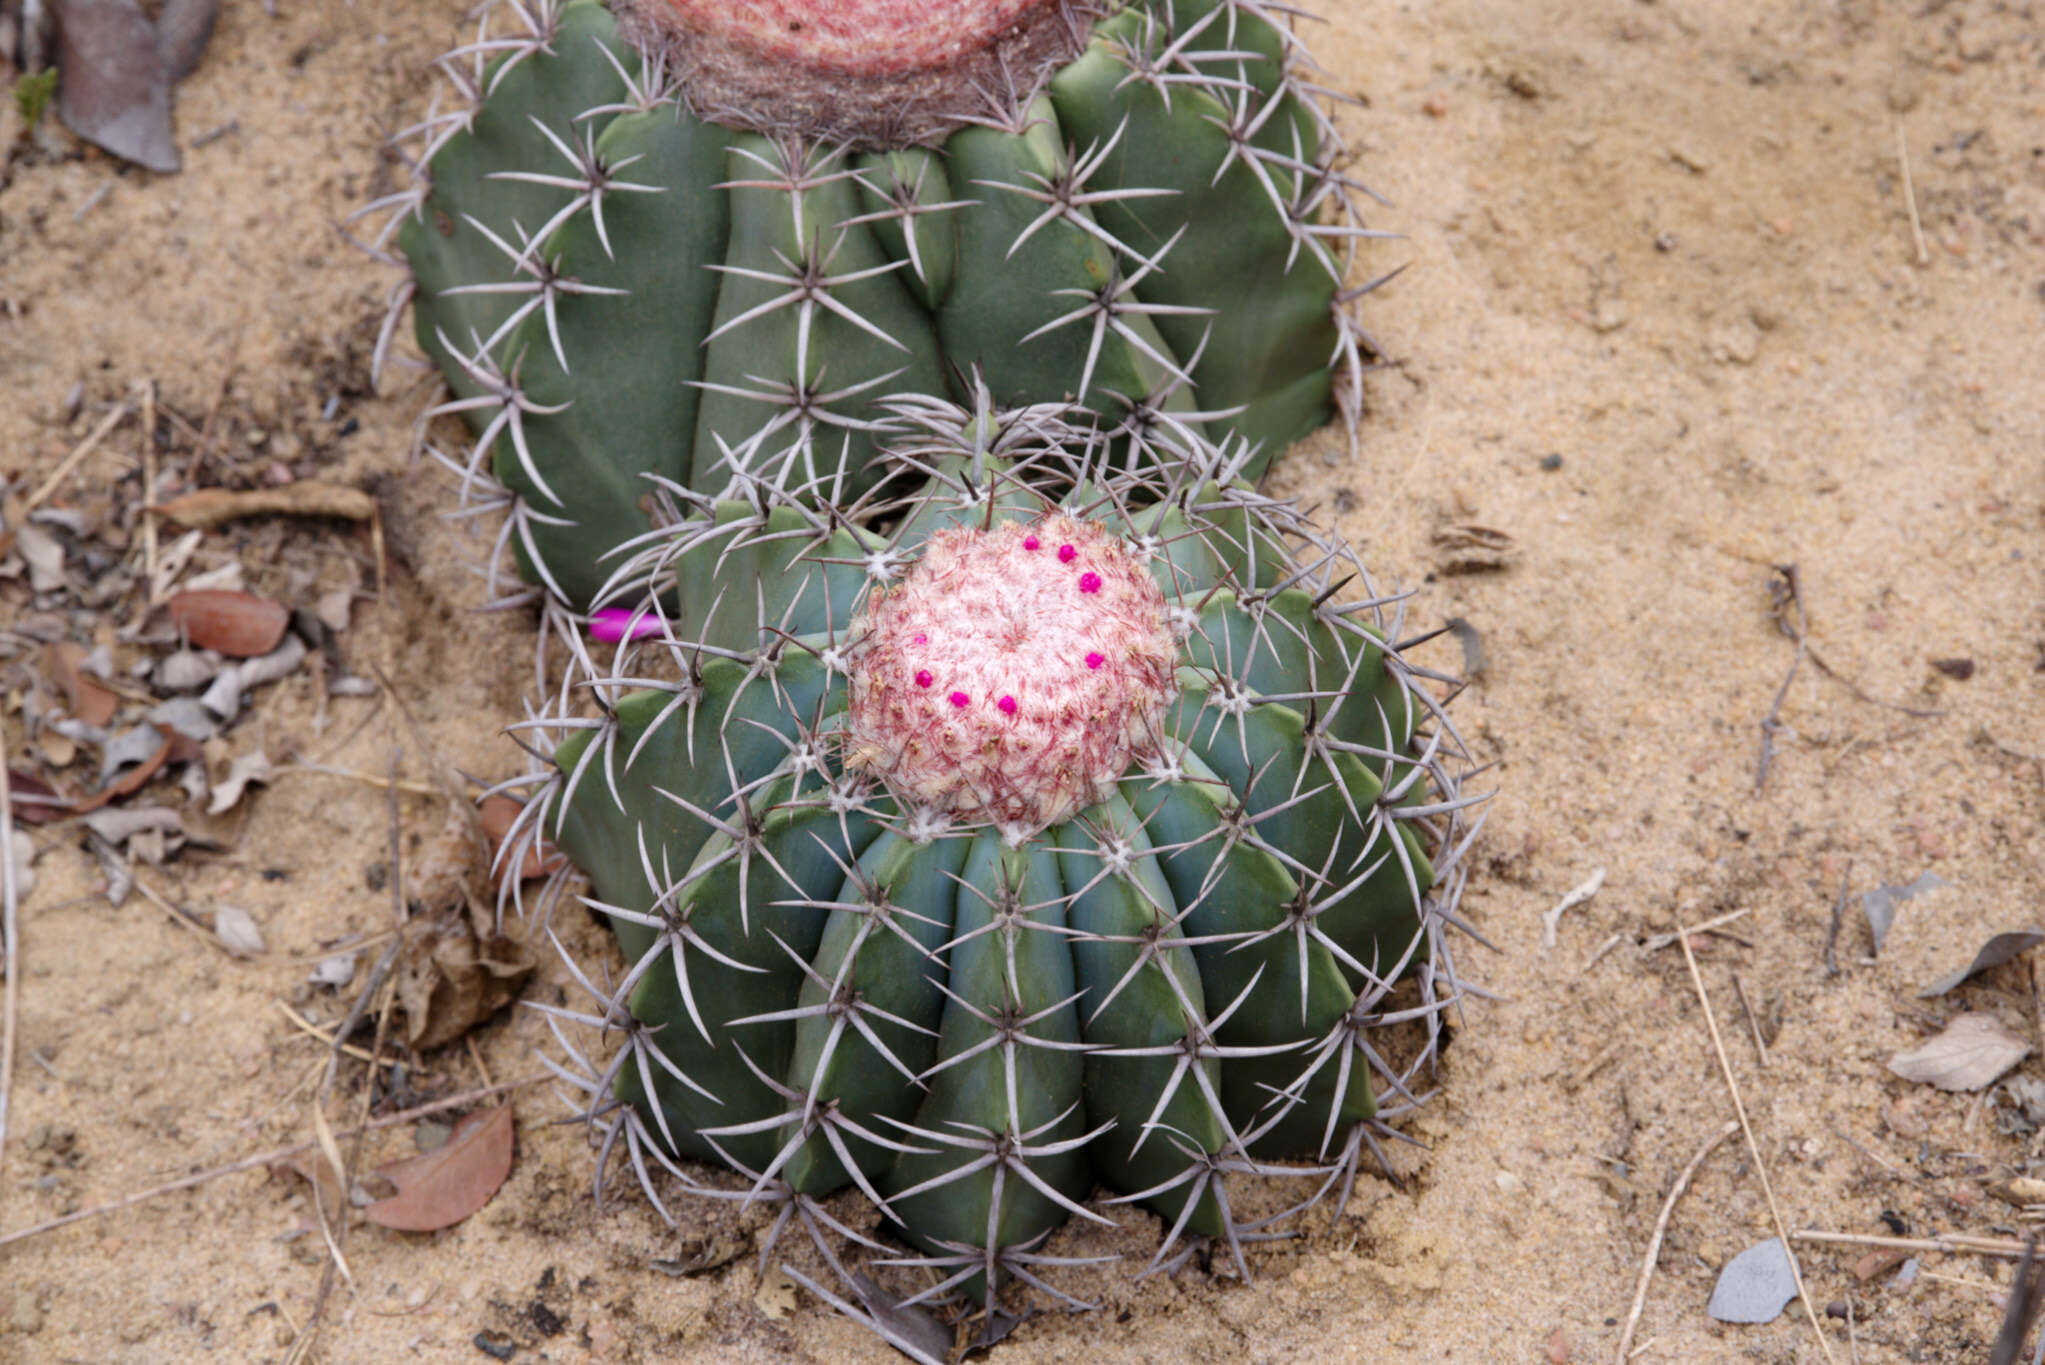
466;1034;495;1090
1643;906;1751;952
1824;859;1854;975
1896;121;1928;266
1680;931;1839;1364
1757;564;1809;792
0;1074;544;1248
24;401;130;510
1614;1119;1738;1364
0;727;19;1213
140;379;159;610
1730;971;1770;1068
1792;1229;2032;1259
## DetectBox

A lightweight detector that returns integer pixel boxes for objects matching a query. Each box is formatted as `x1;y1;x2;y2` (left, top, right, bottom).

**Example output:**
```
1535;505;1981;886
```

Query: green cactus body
372;0;1386;609
505;400;1479;1312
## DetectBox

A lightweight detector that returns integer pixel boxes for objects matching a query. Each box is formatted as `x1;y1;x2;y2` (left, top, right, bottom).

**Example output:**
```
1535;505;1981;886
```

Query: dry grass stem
1731;971;1770;1067
281;762;439;798
1680;929;1839;1364
1896;121;1929;266
1613;1119;1738;1364
0;732;20;1212
276;1000;400;1069
1792;1229;2034;1260
140;379;159;594
1643;906;1750;952
25;400;131;510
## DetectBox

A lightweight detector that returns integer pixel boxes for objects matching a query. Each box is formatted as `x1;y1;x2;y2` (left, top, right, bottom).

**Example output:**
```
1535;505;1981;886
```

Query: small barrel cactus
495;396;1481;1331
365;0;1390;608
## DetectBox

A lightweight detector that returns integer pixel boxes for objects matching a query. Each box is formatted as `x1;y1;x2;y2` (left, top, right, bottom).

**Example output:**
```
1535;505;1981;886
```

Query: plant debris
1888;1012;2031;1092
1863;870;1949;953
1918;927;2044;998
361;1106;514;1232
151;482;376;530
167;589;289;657
47;0;218;171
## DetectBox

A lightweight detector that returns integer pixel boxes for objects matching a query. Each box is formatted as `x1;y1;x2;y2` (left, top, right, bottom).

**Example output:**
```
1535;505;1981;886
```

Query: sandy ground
3;0;2044;1360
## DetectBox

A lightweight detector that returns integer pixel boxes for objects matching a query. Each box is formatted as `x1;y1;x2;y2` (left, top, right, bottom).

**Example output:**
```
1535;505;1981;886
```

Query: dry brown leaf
478;794;567;884
53;0;179;172
44;641;119;726
362;1106;514;1232
272;1150;345;1216
168;590;290;657
1888;1012;2032;1092
152;482;375;530
394;910;535;1052
73;722;175;814
6;769;73;824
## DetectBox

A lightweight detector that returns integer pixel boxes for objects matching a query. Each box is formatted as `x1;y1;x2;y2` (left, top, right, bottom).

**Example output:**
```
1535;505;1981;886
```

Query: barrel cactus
366;0;1390;609
493;396;1481;1341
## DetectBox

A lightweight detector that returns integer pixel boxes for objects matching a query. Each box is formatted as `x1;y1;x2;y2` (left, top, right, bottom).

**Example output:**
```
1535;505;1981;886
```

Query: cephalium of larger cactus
487;392;1485;1345
360;0;1395;610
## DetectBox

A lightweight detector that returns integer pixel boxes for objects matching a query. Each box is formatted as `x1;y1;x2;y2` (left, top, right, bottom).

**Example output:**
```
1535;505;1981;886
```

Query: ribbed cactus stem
845;513;1178;833
652;0;1053;75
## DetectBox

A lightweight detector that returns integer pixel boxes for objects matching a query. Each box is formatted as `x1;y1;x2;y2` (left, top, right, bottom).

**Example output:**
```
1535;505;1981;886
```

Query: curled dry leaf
74;722;175;814
168;589;289;658
206;748;273;815
1888;1012;2032;1092
1919;927;2045;998
362;1105;514;1232
5;769;73;824
152;482;376;530
394;909;535;1052
1863;870;1949;953
44;641;119;726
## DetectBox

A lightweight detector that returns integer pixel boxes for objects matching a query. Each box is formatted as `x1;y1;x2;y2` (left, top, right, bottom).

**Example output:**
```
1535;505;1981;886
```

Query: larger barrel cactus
495;396;1480;1340
367;0;1390;609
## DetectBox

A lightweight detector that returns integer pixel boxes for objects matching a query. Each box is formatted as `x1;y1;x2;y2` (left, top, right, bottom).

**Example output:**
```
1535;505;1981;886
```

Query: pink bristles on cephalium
844;512;1178;833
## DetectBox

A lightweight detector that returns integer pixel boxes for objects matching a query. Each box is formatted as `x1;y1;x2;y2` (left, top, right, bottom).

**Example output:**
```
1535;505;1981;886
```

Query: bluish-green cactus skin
504;401;1477;1306
381;0;1383;609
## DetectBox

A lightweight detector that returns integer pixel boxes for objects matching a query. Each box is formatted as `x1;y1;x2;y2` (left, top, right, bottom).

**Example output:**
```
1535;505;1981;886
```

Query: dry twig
0;730;19;1209
1730;971;1770;1068
1757;564;1810;792
1680;930;1839;1364
25;400;131;510
1824;859;1855;975
1614;1120;1738;1365
1792;1229;2032;1259
0;1074;542;1249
